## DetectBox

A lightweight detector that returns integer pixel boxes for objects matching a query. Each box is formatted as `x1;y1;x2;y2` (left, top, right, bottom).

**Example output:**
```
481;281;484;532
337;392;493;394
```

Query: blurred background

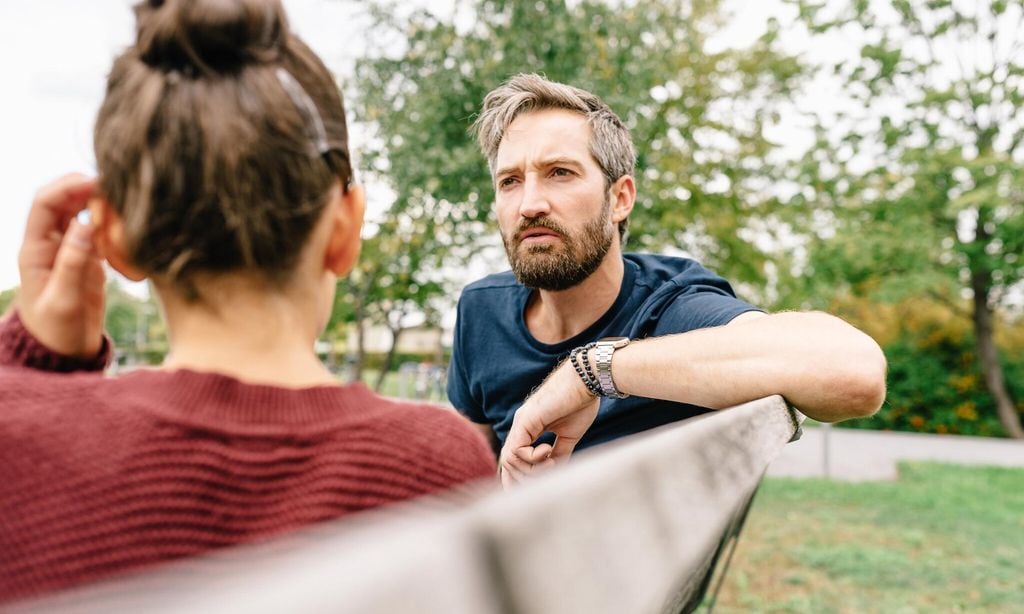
1;0;1022;609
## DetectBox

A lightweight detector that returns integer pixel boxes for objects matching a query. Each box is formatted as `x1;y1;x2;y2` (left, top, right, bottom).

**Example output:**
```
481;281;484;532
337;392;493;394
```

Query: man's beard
502;199;614;291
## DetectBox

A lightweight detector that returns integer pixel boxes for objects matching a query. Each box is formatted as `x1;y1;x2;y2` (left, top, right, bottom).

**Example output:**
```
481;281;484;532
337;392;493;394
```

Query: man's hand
17;174;106;358
498;362;600;488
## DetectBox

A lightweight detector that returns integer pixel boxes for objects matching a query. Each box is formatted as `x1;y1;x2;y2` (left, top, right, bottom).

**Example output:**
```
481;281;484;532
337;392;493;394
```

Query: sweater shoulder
0;367;120;427
0;368;134;484
367;398;496;480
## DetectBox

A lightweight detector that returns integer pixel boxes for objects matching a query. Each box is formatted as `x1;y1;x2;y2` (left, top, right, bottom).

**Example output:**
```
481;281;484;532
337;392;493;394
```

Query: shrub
840;308;1023;437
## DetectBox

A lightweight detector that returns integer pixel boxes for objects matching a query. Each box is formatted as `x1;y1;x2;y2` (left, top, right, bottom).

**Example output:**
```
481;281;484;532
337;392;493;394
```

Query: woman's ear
88;199;146;281
324;184;366;277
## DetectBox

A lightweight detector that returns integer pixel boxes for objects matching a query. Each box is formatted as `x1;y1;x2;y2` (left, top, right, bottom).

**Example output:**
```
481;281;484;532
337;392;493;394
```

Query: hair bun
135;0;287;75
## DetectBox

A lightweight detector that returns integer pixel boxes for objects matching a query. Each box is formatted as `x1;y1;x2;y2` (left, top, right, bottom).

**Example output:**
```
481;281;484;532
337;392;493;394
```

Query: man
447;74;886;485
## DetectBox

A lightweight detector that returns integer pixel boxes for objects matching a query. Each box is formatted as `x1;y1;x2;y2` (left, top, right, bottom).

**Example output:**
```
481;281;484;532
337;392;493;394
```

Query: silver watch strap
594;342;628;399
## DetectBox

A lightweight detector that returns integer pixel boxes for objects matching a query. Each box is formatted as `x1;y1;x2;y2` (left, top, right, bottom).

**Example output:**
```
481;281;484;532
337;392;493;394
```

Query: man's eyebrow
539;157;585;169
494;165;520;179
494;157;586;179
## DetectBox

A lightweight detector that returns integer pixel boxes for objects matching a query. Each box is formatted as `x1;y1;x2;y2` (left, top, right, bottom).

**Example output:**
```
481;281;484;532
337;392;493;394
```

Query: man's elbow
838;341;888;420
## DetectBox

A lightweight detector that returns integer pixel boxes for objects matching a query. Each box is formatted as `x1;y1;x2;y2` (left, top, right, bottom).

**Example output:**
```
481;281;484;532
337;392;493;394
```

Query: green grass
715;462;1024;613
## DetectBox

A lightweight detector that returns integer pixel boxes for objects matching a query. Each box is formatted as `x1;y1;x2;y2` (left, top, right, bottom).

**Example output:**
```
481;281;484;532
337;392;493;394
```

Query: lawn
714;462;1024;613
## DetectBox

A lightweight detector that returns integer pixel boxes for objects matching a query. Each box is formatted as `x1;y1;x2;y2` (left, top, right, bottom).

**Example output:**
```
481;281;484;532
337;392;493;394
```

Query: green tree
0;280;165;362
789;0;1024;436
0;287;16;316
825;296;1024;437
104;279;165;361
351;0;807;307
329;216;448;389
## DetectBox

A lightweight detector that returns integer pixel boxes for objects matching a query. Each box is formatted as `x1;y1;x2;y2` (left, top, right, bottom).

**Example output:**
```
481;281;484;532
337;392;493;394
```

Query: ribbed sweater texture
0;313;496;602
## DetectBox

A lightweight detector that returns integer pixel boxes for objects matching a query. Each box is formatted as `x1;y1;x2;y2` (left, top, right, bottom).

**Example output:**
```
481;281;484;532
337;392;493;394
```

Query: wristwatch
594;337;630;398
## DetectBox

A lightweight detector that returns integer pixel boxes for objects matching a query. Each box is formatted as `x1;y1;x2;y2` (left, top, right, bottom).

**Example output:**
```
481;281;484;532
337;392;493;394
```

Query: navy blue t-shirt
446;253;762;450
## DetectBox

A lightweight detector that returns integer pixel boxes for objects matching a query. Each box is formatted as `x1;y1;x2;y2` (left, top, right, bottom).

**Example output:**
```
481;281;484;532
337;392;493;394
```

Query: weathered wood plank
472;395;801;614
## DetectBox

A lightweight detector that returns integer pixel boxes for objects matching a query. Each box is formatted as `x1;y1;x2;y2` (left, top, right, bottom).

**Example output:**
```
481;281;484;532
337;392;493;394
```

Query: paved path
768;425;1024;481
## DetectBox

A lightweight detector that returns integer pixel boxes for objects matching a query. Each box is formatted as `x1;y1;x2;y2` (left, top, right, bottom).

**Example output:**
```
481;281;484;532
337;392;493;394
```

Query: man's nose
518;174;550;219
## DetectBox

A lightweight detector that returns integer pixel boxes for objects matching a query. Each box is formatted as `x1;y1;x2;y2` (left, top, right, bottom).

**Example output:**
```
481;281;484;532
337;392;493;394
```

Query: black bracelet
579;343;602;395
569;346;601;396
569;347;600;396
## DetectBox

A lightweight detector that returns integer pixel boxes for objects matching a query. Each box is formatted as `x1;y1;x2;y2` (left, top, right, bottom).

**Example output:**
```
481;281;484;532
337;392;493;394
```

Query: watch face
598;336;630;348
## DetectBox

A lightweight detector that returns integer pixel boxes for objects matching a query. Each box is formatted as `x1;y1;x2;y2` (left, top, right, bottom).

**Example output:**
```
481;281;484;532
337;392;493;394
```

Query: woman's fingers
23;174;96;243
48;220;101;306
16;175;107;358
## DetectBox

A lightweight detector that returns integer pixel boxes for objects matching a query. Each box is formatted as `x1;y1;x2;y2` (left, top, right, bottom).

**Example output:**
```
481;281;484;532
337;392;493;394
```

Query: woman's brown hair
94;0;352;299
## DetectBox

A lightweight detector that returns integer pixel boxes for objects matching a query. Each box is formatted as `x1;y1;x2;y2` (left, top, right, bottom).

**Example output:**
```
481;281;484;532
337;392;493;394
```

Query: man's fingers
24;174;97;243
503;422;533;456
505;452;534;474
515;443;552;464
500;444;559;489
549;433;582;461
531;443;553;460
501;457;528;484
505;411;547;456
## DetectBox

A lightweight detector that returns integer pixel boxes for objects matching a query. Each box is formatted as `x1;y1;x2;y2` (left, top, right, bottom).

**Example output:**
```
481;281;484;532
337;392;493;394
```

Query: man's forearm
609;311;886;422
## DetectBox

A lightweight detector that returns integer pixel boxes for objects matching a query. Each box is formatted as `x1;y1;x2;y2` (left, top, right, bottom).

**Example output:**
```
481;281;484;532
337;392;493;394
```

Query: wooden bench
16;396;803;614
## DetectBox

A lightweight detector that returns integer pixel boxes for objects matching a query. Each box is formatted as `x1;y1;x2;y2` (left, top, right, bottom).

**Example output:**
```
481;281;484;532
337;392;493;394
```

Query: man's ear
324;184;366;277
609;175;636;225
88;199;146;282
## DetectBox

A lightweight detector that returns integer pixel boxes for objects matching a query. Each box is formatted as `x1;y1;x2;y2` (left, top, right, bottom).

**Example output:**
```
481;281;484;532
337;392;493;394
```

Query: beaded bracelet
579;343;602;393
569;345;602;397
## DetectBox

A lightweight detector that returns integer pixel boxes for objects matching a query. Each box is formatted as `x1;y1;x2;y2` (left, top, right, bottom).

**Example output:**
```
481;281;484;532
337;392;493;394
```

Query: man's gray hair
473;74;636;240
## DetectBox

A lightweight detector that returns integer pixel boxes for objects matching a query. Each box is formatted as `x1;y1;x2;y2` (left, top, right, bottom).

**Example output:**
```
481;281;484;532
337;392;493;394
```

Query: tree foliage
0;287;15;316
0;281;164;362
328;216;448;388
830;295;1024;437
788;0;1024;436
104;279;165;360
349;0;807;305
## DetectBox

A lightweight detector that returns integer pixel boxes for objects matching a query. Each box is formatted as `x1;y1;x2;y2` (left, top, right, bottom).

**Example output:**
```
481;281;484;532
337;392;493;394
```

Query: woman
0;0;494;602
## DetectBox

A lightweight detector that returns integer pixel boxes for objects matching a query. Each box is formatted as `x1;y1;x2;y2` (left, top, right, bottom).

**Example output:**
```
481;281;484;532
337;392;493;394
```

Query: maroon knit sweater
0;313;496;603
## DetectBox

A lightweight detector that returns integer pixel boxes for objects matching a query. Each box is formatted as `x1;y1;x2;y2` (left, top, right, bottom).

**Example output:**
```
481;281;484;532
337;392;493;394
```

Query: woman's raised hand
17;174;106;358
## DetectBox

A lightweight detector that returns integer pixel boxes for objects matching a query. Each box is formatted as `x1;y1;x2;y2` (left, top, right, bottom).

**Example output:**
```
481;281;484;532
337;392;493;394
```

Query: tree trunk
353;317;366;383
970;266;1023;439
374;326;404;393
349;274;374;383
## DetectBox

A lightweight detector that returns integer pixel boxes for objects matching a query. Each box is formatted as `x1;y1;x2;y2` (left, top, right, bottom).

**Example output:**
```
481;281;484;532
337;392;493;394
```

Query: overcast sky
0;0;794;292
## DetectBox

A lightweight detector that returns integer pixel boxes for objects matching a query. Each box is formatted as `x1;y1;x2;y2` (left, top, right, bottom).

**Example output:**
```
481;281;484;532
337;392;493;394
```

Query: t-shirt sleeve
445;297;487;424
650;270;763;336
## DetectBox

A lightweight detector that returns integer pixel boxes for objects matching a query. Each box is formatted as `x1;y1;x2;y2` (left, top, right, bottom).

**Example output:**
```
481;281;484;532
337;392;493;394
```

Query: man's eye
551;168;573;177
499;177;519;187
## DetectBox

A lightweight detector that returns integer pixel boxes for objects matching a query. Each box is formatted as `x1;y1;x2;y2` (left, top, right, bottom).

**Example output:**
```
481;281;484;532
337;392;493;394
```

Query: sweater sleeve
0;311;111;373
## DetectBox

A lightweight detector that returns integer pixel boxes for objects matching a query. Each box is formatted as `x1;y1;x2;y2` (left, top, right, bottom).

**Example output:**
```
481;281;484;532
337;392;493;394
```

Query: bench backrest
16;395;803;614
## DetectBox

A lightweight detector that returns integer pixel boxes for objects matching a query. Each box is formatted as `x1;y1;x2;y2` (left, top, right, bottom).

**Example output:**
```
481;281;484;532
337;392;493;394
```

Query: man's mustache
513;218;569;245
